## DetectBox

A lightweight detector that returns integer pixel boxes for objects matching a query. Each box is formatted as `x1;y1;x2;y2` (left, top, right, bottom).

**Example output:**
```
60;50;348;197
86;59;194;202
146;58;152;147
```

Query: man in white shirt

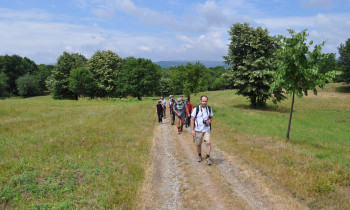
190;95;213;165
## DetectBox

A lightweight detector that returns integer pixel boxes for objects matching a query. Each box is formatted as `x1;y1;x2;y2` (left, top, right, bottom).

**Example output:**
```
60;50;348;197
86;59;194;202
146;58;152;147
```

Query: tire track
139;117;306;209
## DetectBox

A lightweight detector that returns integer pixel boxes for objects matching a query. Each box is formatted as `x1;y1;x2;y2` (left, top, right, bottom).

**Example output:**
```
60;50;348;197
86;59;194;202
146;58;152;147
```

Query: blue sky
1;0;350;64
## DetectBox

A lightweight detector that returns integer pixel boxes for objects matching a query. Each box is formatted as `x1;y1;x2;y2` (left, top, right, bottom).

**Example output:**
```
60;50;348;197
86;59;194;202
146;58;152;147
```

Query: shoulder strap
194;105;200;129
195;105;200;118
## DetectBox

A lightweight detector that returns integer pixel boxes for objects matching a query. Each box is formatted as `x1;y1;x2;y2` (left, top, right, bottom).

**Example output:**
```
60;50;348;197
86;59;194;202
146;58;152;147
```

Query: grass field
1;83;349;209
0;96;156;209
200;83;350;209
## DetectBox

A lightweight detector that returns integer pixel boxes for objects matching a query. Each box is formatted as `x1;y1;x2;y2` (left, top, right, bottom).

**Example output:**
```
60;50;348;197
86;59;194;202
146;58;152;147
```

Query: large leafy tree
50;52;87;99
0;55;38;95
16;74;42;97
223;22;285;107
271;29;334;141
69;67;96;98
88;50;122;97
119;57;161;100
169;62;206;100
35;64;54;91
319;53;337;74
0;71;9;99
338;38;350;84
206;66;229;91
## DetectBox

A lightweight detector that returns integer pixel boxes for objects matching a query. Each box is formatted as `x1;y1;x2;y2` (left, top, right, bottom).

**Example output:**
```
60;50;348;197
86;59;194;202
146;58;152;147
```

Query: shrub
16;74;42;97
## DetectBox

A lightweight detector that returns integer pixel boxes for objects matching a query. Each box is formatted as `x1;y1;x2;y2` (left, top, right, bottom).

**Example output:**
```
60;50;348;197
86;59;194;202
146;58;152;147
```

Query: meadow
203;83;350;209
0;96;156;209
0;83;349;209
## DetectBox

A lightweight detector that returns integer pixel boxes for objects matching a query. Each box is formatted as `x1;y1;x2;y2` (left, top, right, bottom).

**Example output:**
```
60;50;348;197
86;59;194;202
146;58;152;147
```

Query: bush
16;74;42;97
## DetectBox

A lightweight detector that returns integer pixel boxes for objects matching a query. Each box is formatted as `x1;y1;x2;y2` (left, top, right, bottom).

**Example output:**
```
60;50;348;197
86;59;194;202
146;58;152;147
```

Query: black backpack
194;105;212;130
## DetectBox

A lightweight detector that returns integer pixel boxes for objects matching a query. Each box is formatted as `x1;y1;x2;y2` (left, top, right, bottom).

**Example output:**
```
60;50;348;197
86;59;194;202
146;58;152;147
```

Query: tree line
0;22;349;102
0;51;229;100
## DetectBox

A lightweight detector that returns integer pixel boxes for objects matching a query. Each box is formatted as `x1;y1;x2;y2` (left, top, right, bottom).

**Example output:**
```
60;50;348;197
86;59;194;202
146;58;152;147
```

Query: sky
0;0;350;64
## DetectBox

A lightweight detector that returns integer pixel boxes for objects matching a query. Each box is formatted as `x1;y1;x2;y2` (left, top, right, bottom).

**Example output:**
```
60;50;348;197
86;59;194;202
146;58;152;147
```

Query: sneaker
180;126;183;132
206;158;212;165
197;156;202;162
178;131;181;135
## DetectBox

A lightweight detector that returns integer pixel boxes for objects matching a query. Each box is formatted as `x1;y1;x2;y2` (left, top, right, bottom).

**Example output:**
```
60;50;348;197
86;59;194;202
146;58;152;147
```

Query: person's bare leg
197;145;201;155
177;118;181;133
205;140;211;156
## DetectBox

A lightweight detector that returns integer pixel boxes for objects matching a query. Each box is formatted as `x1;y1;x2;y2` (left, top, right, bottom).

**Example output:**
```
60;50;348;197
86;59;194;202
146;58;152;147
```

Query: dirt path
138;117;307;209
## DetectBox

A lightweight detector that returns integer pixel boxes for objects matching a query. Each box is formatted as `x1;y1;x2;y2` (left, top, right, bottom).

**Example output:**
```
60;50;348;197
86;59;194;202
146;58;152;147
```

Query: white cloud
1;0;350;64
138;46;151;52
0;8;53;21
256;13;350;54
302;0;335;9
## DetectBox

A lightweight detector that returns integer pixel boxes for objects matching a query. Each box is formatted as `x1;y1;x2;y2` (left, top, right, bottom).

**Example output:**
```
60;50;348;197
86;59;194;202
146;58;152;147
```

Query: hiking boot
206;158;212;165
197;156;202;162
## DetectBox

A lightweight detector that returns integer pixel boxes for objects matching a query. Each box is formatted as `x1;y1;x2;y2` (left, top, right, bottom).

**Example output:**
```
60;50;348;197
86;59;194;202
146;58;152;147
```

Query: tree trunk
187;95;191;102
286;92;295;142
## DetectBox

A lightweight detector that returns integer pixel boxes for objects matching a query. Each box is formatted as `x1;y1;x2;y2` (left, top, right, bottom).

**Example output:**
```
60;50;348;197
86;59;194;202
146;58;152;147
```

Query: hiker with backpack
169;95;176;125
174;96;188;134
185;99;193;128
191;95;213;165
156;100;164;123
160;96;167;118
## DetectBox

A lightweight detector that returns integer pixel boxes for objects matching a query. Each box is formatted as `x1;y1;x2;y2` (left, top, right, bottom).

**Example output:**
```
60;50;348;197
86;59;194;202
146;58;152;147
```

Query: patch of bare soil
138;117;307;209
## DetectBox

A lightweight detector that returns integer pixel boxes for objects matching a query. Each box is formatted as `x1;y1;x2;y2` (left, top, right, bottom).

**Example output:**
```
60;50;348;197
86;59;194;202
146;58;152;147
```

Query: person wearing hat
156;100;164;123
168;95;176;125
173;95;188;134
160;96;167;118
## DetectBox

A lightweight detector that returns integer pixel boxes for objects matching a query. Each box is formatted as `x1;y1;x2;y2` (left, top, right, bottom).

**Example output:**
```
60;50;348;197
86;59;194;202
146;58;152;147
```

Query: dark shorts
176;113;186;121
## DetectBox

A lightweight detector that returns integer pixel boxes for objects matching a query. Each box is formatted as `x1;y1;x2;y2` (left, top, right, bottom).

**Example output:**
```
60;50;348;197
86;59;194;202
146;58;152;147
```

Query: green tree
35;64;54;91
271;29;334;141
319;53;337;74
338;38;350;84
206;66;229;91
16;74;42;97
88;50;122;97
119;57;161;100
0;72;9;99
50;52;87;99
223;22;285;107
0;55;38;95
69;67;96;98
169;62;206;100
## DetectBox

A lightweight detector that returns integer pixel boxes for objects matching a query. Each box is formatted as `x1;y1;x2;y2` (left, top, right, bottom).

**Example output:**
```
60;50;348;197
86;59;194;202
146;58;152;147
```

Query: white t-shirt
191;105;213;132
160;99;167;107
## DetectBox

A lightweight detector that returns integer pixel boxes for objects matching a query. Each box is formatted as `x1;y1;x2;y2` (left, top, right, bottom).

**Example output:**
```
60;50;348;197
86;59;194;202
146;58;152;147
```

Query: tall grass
197;83;350;209
0;96;156;209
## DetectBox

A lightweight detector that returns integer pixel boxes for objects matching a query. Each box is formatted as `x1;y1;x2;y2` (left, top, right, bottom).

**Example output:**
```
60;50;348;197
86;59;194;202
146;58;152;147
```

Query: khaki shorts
193;130;211;146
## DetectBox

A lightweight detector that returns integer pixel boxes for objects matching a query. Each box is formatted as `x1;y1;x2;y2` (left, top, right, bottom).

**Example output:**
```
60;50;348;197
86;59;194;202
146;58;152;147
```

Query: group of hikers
156;95;213;165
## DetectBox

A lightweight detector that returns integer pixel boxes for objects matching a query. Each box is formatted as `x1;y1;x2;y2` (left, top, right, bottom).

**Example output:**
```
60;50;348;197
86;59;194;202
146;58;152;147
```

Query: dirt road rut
138;117;306;209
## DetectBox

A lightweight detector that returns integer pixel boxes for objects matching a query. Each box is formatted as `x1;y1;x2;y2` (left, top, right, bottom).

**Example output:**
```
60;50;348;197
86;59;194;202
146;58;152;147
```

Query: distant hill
154;61;230;68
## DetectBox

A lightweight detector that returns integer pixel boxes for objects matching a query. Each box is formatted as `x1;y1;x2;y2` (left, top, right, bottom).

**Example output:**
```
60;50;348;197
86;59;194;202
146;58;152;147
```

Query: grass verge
196;83;350;209
0;95;156;209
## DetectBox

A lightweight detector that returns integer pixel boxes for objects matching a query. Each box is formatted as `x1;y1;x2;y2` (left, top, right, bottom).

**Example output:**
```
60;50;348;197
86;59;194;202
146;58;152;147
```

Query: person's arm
191;116;195;136
207;108;213;124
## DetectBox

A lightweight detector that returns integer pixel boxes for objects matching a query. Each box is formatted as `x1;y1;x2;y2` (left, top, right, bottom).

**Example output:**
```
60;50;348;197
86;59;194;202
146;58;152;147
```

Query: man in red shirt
185;99;193;128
